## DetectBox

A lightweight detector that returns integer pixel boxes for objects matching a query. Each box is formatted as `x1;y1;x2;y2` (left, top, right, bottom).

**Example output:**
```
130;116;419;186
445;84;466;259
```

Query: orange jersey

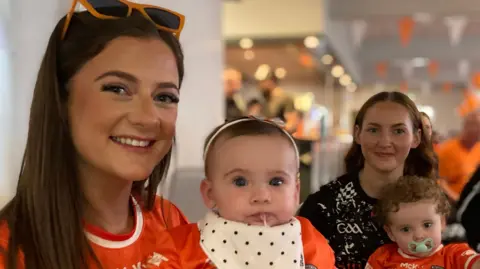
437;138;480;195
0;196;188;269
162;214;335;269
366;243;480;269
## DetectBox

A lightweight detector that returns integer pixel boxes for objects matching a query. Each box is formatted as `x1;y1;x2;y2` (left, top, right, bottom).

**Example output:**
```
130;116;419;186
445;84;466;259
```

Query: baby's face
385;200;445;257
201;135;299;226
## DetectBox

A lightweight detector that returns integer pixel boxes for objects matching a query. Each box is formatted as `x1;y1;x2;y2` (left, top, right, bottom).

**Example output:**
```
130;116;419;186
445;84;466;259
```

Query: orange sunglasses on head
62;0;185;40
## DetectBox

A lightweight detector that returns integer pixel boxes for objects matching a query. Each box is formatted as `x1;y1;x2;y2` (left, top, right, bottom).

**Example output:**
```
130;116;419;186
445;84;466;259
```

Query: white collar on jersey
198;211;305;269
84;196;144;249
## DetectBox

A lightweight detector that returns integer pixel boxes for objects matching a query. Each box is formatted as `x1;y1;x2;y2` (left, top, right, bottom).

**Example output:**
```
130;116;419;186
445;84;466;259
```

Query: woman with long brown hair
0;1;188;268
298;91;437;269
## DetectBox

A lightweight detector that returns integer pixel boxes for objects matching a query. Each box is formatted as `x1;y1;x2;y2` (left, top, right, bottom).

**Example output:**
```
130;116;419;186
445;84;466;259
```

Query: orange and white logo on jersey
145;252;168;268
400;263;418;269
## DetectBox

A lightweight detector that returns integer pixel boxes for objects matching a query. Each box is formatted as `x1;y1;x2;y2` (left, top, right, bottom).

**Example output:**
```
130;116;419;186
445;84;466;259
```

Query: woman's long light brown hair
0;11;184;269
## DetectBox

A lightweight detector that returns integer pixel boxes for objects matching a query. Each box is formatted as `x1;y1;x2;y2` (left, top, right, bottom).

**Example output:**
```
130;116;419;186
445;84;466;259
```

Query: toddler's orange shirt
366;243;480;269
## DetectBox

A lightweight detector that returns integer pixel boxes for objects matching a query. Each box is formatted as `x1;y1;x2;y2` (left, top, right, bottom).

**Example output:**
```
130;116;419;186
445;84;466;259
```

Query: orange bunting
299;53;314;68
398;17;415;47
375;62;388;78
442;82;452;93
471;72;480;89
428;61;439;78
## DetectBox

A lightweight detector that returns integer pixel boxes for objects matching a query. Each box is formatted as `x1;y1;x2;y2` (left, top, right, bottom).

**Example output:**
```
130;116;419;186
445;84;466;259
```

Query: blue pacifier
408;238;434;254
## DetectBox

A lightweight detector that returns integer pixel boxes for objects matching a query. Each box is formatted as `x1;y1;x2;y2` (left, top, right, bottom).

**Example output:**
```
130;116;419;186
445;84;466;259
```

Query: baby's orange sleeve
298;217;336;269
445;243;480;269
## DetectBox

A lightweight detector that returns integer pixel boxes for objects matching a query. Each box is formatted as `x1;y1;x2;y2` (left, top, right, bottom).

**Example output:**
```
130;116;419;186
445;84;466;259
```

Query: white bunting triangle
420;81;432;95
458;59;470;80
444;16;468;46
351;20;367;49
402;61;414;79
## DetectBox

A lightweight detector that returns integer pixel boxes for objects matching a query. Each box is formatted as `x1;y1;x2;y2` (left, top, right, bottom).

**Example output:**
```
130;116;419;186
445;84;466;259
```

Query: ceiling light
331;65;344;78
346;83;357;93
339;74;352;86
304;36;320;49
244;50;255;60
275;67;287;79
254;64;271;81
239;38;253;49
321;54;333;65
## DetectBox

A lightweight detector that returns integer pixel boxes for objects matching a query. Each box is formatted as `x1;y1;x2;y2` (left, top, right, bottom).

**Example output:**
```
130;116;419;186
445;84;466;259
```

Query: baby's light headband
203;116;300;168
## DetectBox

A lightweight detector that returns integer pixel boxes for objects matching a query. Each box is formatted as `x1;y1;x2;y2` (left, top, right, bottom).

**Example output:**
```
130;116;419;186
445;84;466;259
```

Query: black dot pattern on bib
200;212;304;269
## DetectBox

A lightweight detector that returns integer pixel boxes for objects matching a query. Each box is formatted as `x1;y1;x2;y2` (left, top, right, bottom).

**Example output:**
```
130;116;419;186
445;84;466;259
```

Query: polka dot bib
198;211;305;269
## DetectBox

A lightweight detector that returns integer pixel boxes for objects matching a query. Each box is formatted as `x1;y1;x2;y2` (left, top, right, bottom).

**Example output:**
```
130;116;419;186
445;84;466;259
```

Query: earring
211;203;219;215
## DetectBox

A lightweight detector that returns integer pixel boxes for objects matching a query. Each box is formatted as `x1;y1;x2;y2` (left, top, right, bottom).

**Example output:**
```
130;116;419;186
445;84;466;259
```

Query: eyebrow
95;70;179;91
366;122;407;128
270;170;291;177
224;169;291;178
224;168;248;177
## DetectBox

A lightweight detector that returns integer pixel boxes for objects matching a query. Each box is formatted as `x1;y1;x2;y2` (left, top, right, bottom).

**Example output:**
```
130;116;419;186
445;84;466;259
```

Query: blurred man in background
437;110;480;199
224;68;246;119
258;72;295;122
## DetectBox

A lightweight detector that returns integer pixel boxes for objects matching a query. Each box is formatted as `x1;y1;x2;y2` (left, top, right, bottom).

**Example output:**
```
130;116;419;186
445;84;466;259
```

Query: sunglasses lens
145;8;181;30
86;0;129;16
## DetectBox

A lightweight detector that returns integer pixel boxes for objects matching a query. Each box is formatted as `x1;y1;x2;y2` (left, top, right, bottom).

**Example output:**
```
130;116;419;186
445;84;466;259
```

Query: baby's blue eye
233;176;247;187
269;177;284;186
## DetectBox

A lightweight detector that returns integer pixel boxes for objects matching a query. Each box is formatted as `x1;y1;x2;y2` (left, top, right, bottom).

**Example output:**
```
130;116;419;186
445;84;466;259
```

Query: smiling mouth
375;152;394;157
110;136;155;148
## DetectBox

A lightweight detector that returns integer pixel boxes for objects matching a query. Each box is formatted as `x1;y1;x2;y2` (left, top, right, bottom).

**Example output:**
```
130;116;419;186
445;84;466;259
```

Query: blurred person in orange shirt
437;110;480;198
